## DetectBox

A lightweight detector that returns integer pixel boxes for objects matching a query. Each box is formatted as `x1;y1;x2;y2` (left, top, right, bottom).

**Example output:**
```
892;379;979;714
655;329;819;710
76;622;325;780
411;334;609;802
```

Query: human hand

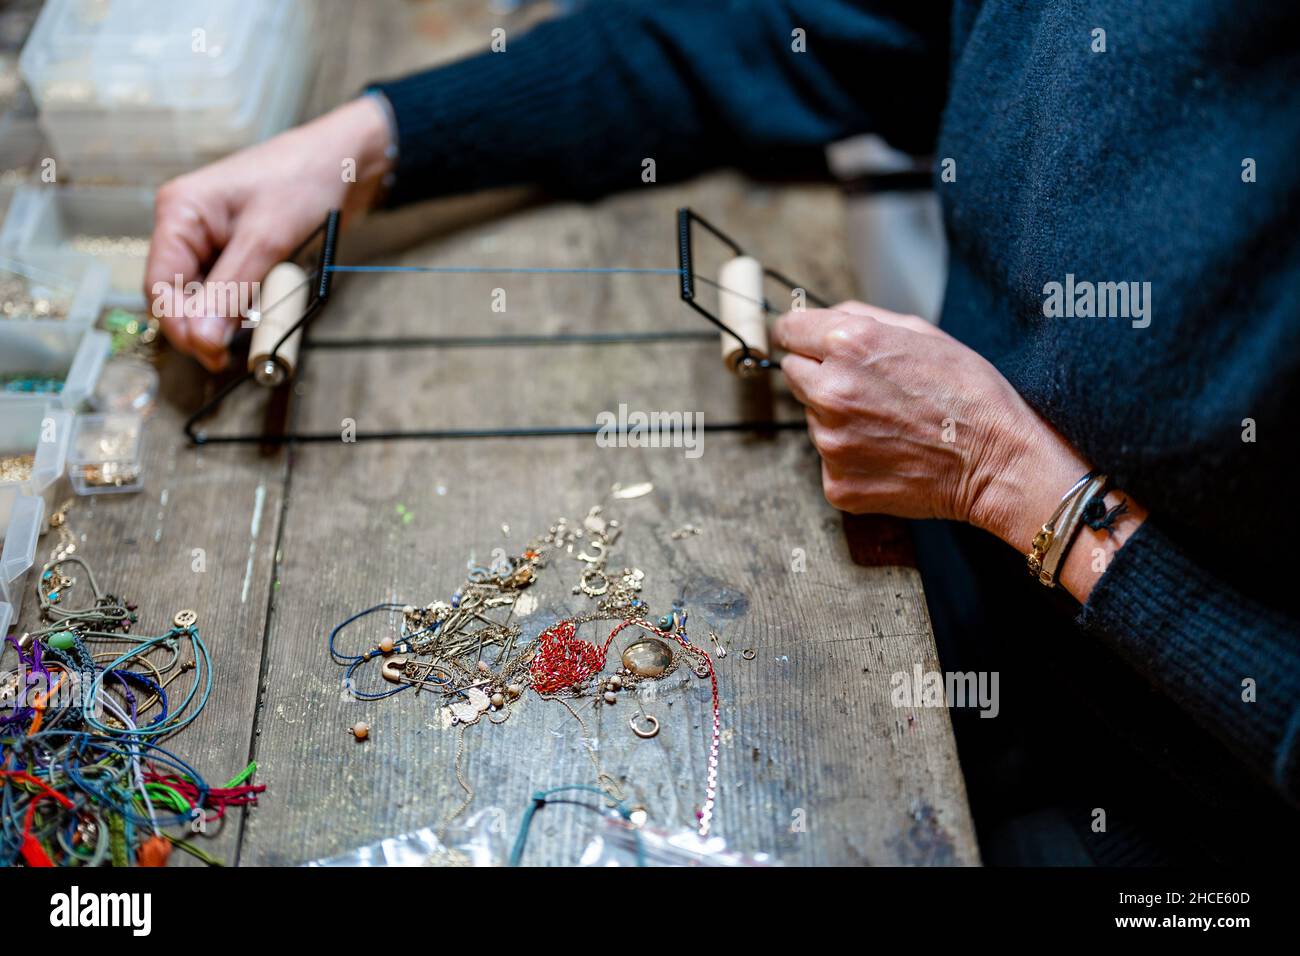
144;95;394;371
772;300;1086;528
773;299;1148;600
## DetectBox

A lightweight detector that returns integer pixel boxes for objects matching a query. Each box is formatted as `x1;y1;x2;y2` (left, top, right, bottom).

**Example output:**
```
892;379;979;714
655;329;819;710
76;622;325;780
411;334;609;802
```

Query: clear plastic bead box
19;0;314;183
0;324;111;413
0;403;70;532
68;410;145;495
0;185;154;308
0;493;43;625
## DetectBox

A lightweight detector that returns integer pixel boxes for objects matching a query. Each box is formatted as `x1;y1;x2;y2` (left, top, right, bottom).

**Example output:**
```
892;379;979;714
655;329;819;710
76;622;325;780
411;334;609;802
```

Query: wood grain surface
5;0;977;867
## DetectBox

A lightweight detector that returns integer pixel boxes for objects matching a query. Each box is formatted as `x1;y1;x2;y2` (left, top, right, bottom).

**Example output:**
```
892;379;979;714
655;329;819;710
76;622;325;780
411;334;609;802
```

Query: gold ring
629;713;660;739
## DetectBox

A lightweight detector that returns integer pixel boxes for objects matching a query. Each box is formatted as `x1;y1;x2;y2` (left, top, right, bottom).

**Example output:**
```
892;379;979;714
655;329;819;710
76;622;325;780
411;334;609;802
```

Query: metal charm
629;713;660;739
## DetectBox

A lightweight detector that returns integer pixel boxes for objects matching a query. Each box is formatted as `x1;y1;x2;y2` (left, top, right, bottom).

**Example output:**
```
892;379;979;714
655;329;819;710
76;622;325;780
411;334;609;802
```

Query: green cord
163;833;225;867
140;783;191;814
107;812;128;867
221;761;257;789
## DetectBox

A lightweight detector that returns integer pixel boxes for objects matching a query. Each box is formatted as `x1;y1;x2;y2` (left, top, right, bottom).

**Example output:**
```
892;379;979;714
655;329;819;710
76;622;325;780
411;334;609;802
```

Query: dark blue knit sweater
372;1;1300;828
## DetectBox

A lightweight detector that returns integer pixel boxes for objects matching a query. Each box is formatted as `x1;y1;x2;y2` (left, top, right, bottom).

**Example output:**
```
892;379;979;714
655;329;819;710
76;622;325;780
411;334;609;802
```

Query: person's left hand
771;300;1085;531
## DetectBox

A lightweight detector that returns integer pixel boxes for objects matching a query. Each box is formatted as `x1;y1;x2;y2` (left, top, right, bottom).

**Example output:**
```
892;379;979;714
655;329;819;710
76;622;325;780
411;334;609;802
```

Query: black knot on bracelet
1081;494;1128;533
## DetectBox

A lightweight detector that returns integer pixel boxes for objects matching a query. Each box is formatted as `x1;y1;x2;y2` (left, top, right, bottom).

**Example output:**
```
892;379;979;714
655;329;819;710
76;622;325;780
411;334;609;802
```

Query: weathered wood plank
2;0;977;868
9;348;288;867
239;166;977;864
243;431;975;865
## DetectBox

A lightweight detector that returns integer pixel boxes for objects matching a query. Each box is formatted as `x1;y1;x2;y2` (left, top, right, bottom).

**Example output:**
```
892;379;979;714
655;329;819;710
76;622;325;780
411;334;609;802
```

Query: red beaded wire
527;616;721;837
529;620;612;694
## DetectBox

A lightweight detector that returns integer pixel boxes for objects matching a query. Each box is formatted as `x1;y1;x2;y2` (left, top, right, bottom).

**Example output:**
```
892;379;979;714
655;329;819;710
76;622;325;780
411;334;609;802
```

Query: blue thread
329;603;415;700
327;265;685;276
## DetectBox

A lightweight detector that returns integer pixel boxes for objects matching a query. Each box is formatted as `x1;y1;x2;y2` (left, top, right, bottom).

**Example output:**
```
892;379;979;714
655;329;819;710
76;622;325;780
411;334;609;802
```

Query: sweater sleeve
1077;519;1300;804
368;0;950;205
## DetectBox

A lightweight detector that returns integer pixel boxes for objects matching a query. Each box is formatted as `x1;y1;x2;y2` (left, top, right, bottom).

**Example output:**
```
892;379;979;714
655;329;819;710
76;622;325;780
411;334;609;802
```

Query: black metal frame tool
183;207;828;446
676;207;831;374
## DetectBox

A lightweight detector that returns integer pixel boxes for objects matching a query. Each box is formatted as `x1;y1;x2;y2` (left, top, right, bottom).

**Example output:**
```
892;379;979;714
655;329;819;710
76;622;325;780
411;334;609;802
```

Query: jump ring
629;713;660;739
580;568;609;596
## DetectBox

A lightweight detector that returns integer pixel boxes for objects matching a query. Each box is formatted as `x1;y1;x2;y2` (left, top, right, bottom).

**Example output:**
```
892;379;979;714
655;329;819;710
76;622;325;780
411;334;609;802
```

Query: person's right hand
145;95;395;371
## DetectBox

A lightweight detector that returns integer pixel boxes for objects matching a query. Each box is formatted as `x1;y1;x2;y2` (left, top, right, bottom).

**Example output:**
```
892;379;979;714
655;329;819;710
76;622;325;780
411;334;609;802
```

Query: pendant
621;638;673;678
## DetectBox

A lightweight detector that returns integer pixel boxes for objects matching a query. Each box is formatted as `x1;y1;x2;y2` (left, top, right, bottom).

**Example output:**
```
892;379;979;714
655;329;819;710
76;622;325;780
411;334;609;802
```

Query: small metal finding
629;713;660;739
741;648;756;661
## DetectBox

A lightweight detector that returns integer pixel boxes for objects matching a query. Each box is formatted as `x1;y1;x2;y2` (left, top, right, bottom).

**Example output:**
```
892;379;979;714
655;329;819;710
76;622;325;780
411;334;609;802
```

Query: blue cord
83;627;212;738
327;265;684;276
329;603;431;700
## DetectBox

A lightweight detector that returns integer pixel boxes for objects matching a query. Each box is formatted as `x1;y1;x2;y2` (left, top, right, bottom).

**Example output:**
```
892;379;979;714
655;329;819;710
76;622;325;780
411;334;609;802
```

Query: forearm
368;0;950;205
969;409;1297;800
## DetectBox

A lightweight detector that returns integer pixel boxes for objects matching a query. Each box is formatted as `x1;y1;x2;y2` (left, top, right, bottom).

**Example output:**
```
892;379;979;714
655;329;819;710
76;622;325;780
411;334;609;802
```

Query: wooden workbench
8;0;977;866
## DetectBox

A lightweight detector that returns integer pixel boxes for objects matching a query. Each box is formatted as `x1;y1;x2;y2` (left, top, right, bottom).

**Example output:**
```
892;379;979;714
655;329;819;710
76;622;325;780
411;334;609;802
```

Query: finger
771;308;842;360
806;412;837;457
821;459;877;515
190;226;284;367
829;300;946;338
146;185;225;364
780;352;821;407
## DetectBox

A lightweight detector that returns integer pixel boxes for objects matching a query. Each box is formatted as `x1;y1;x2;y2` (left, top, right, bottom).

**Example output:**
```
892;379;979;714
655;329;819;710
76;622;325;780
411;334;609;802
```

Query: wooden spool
717;255;767;375
248;262;310;387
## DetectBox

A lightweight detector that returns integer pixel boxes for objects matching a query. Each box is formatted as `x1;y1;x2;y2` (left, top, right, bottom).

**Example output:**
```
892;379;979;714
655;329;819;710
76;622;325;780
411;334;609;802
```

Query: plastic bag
578;816;781;867
303;808;509;867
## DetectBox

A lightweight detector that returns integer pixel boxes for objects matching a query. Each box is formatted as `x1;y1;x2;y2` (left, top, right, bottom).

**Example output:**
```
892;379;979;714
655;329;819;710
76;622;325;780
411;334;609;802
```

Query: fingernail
193;315;235;350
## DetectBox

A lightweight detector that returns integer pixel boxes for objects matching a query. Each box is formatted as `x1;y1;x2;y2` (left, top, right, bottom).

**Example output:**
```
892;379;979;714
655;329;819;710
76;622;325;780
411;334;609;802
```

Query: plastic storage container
0;325;110;412
0;1;45;179
68;410;145;495
0;251;107;333
19;0;314;184
0;493;43;625
0;404;73;530
0;598;11;637
0;186;153;308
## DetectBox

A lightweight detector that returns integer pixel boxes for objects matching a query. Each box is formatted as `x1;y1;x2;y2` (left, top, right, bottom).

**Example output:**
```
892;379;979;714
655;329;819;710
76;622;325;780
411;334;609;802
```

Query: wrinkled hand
144;96;393;371
772;301;1077;529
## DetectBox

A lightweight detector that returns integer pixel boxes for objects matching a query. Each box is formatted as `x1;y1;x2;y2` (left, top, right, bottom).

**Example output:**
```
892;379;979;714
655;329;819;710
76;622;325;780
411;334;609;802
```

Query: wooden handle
718;255;767;375
248;262;310;386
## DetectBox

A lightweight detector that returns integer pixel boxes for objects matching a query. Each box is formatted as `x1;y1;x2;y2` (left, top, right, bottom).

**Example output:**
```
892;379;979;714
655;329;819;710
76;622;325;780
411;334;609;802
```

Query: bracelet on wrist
1026;471;1108;588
